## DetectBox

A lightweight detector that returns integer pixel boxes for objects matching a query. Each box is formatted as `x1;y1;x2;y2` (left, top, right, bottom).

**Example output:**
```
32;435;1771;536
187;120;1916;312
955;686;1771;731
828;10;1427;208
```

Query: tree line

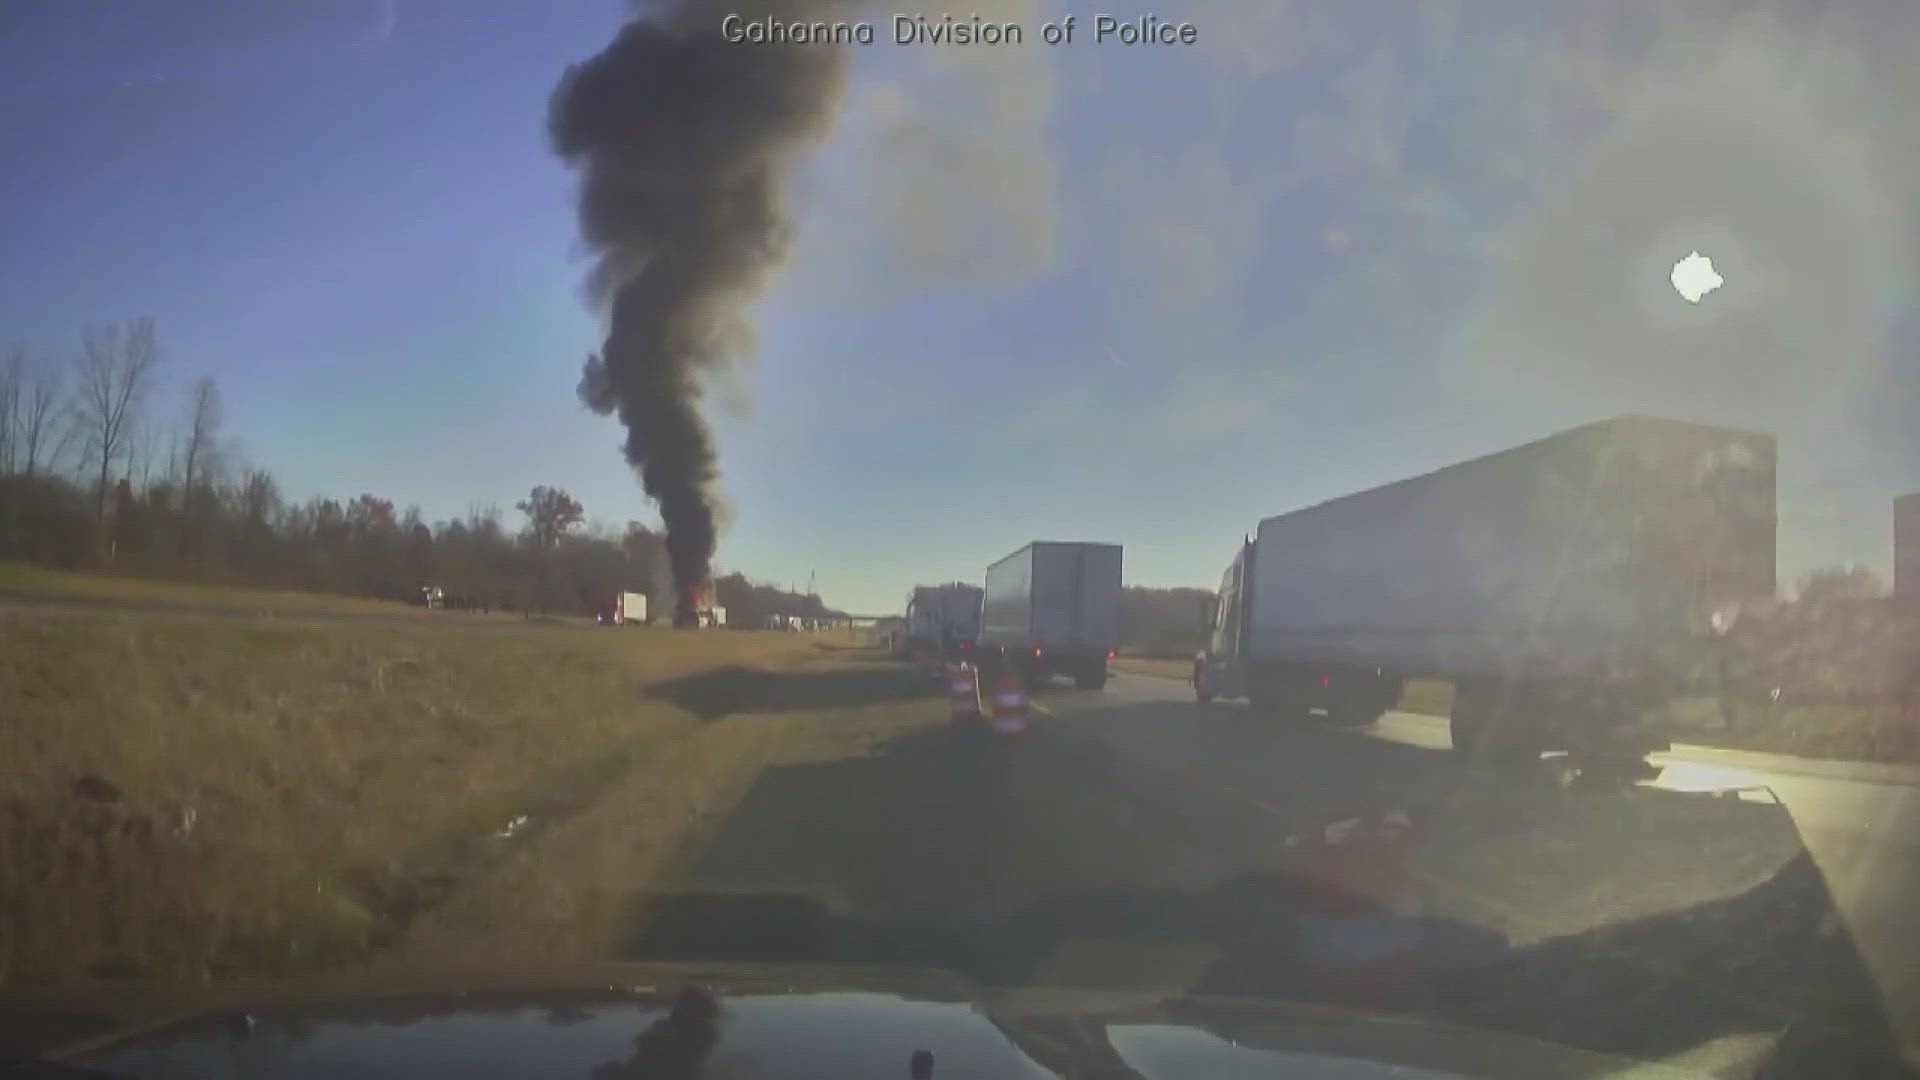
4;317;1897;650
0;317;832;622
1120;585;1214;657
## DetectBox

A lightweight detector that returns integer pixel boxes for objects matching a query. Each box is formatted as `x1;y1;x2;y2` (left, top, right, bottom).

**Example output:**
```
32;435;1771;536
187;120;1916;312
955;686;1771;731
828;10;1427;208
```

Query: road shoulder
1114;670;1920;788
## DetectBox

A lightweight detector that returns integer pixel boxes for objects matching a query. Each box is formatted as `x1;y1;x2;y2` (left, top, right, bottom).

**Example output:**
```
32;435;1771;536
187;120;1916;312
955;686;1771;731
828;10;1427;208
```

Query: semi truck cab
1194;538;1404;725
1192;540;1251;701
906;584;984;661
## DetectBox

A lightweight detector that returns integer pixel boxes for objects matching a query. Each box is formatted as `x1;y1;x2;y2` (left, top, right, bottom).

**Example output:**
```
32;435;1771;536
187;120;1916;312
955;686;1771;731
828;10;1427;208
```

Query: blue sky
3;0;1916;613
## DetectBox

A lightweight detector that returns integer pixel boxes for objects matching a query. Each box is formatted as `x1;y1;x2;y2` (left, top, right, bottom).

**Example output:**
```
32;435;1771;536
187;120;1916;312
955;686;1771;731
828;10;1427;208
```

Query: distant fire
675;579;714;627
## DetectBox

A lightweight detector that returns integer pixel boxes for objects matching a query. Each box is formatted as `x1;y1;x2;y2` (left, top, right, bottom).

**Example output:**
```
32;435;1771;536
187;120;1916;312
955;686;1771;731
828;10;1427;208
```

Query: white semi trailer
600;591;648;626
979;542;1123;689
1194;415;1778;778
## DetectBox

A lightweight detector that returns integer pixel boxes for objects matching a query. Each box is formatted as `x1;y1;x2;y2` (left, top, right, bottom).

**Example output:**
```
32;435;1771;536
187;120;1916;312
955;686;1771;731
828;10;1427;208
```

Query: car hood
47;962;1700;1080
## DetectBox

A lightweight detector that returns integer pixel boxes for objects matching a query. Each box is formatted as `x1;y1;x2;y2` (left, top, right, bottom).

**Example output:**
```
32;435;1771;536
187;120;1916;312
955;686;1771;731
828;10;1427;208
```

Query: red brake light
1033;647;1043;657
1319;675;1331;686
960;642;971;650
1106;649;1115;659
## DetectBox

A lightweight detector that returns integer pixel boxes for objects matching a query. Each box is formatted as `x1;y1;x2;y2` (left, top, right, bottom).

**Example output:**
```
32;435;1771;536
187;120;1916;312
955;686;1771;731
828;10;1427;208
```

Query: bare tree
73;318;158;519
1796;564;1885;605
345;493;397;537
516;485;585;550
466;503;505;542
238;467;282;527
129;420;167;494
180;375;221;498
515;486;583;615
21;351;66;478
0;343;21;473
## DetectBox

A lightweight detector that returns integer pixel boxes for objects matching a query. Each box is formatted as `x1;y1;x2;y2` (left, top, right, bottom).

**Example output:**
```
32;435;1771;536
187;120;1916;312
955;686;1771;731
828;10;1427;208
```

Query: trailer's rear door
1030;543;1121;647
1077;544;1122;647
1031;544;1077;644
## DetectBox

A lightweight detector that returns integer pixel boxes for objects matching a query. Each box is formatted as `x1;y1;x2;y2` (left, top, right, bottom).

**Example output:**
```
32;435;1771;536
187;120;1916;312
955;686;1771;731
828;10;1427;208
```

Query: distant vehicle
599;591;647;626
1194;415;1778;779
905;583;985;661
873;616;908;654
703;605;726;629
979;542;1122;689
418;585;445;609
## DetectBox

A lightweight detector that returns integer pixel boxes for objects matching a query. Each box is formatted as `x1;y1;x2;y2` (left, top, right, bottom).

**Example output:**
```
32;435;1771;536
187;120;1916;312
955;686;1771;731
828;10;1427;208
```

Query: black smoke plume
551;1;850;616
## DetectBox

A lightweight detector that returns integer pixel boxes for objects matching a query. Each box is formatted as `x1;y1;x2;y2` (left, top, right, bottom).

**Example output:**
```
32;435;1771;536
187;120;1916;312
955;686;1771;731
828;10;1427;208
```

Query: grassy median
0;562;436;619
1;604;938;988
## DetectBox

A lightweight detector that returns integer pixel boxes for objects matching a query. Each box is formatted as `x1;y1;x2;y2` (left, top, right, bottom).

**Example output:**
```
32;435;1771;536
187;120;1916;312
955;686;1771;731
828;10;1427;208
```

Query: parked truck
980;542;1124;689
673;602;724;629
904;583;985;661
1193;416;1778;778
599;591;648;626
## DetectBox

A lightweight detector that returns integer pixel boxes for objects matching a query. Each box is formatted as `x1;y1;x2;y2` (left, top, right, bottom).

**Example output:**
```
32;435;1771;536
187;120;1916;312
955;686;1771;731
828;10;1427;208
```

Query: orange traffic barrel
989;670;1029;734
949;664;980;722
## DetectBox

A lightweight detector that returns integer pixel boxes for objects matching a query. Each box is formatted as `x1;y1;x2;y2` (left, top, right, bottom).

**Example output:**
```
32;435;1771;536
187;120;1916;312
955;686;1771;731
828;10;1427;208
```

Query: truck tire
1192;662;1213;703
1474;727;1542;770
1336;703;1387;726
1447;711;1483;754
1571;754;1661;787
1249;684;1304;722
1450;680;1541;770
1327;690;1393;726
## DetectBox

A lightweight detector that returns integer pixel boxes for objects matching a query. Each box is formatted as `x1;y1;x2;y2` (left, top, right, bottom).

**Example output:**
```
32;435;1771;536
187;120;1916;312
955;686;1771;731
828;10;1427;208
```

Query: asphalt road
1059;673;1920;1071
615;665;1920;1076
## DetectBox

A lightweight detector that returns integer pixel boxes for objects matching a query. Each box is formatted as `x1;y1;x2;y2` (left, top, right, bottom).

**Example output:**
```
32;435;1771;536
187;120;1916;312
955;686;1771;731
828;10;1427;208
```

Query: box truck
1193;416;1777;777
980;542;1123;689
599;591;648;626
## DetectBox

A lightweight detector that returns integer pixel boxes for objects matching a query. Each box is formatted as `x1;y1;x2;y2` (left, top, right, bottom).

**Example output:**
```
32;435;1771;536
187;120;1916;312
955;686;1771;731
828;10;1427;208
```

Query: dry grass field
0;562;441;618
1;602;939;988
